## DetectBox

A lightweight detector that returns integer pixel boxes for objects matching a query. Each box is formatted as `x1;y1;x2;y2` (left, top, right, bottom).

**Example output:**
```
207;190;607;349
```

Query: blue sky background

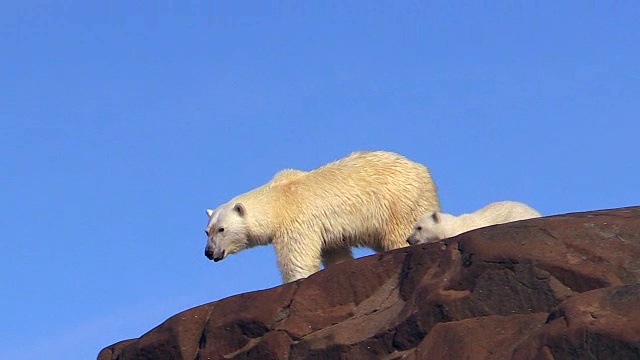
2;2;639;359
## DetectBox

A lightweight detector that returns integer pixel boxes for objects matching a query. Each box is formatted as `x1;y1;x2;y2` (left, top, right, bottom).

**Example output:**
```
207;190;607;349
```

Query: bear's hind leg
376;226;412;253
321;246;353;268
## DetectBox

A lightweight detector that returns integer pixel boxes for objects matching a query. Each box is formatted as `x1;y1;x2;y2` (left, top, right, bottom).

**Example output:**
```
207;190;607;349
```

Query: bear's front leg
273;234;323;283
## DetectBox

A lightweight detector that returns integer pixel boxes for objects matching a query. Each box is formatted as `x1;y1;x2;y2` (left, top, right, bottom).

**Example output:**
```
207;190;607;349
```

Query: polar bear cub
204;150;440;283
407;201;541;245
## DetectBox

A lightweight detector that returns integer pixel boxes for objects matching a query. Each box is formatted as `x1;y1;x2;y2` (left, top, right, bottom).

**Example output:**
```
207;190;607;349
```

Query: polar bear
204;150;440;283
407;201;541;245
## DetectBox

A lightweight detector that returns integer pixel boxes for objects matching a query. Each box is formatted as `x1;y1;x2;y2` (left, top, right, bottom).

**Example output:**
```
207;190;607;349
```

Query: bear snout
204;246;225;261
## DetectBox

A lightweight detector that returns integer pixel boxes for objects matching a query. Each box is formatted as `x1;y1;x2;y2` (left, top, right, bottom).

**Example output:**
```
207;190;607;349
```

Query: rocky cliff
99;206;640;359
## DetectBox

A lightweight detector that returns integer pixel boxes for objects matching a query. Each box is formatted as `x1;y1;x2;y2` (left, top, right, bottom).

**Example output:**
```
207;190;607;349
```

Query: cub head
407;212;445;245
204;202;248;262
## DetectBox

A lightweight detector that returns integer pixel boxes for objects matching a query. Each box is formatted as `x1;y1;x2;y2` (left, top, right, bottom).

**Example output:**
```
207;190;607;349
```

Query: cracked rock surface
98;206;640;359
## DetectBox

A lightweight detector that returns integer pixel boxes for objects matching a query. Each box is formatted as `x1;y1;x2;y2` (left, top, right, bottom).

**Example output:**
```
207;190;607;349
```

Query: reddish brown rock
411;313;549;359
98;206;640;360
512;284;640;359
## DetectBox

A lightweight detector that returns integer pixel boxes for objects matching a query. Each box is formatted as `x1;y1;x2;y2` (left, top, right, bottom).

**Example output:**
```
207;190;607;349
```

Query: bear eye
217;227;225;233
416;226;422;231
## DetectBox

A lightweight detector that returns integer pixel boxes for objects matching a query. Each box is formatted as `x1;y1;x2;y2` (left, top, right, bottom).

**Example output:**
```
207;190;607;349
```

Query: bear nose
204;247;214;259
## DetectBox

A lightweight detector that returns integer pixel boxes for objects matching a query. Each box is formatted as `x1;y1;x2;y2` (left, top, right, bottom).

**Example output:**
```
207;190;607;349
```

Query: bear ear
233;203;246;217
431;212;441;223
206;209;214;218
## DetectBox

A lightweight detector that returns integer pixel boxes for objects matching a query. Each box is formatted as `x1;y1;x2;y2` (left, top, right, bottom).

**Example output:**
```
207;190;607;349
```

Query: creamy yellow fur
205;151;440;283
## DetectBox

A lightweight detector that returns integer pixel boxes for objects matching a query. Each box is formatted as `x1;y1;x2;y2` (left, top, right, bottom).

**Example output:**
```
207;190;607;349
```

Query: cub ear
206;209;214;218
233;203;246;217
431;212;441;224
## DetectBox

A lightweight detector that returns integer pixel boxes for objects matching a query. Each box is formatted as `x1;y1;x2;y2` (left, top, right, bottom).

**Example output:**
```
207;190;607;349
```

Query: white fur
407;201;541;245
204;150;440;283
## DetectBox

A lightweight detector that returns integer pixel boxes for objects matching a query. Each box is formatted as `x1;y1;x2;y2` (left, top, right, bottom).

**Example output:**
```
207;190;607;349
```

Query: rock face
99;206;640;360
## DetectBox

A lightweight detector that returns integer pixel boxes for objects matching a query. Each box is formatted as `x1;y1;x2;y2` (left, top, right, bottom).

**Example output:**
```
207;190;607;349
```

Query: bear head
407;211;446;245
204;202;248;262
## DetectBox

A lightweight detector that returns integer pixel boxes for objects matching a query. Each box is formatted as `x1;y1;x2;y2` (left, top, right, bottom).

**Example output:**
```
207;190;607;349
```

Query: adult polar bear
204;151;440;283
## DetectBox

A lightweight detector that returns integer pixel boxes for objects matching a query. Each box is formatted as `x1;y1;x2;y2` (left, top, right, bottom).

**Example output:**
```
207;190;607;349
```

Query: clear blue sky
2;2;638;359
